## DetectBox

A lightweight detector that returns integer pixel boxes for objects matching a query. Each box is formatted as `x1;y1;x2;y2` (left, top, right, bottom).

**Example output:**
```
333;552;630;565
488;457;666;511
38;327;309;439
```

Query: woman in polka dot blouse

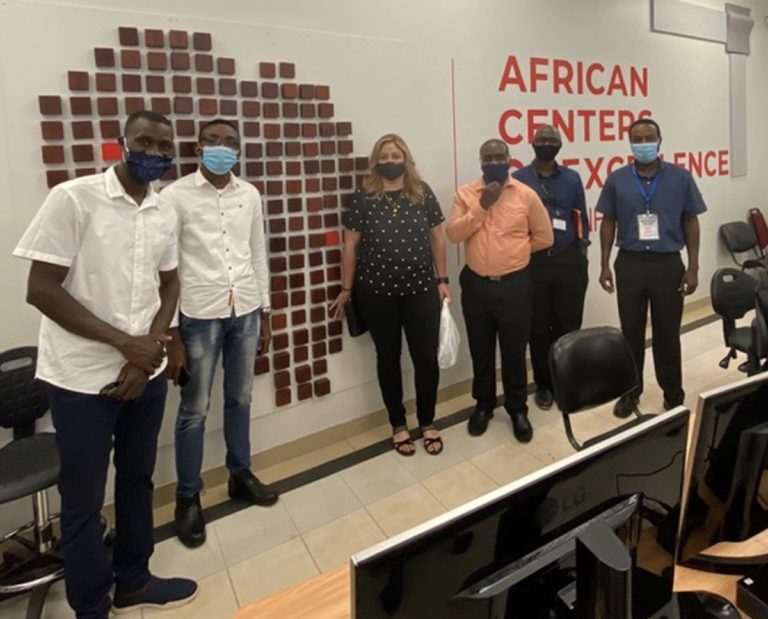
330;134;451;456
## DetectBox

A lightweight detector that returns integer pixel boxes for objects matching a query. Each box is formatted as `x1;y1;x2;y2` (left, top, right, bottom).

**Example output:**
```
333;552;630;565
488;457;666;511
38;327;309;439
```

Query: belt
467;267;524;282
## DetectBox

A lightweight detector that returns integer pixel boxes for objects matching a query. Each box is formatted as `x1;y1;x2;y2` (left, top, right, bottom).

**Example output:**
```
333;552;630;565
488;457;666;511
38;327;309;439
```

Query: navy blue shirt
596;161;707;252
513;162;589;251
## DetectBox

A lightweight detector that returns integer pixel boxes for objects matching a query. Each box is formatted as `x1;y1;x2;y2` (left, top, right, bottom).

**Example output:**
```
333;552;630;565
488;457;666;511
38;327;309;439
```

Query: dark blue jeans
175;309;260;498
47;375;167;619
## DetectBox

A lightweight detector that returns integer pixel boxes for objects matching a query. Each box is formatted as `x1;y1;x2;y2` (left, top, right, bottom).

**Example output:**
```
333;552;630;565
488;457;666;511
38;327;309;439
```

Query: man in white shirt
163;118;276;549
14;111;197;618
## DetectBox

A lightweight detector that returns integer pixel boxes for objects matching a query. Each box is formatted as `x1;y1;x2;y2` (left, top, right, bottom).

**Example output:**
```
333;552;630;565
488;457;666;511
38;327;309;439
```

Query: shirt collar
194;167;240;190
533;161;561;178
104;165;160;209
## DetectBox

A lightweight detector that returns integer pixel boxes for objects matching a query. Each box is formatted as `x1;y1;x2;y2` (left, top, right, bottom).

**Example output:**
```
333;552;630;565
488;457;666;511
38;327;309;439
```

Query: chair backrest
710;268;758;320
720;221;759;256
549;327;639;415
0;347;49;435
755;288;768;361
750;208;768;253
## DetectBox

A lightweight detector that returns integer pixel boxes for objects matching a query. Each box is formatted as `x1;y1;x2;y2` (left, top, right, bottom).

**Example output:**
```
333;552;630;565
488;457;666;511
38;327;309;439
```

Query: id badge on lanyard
631;167;660;242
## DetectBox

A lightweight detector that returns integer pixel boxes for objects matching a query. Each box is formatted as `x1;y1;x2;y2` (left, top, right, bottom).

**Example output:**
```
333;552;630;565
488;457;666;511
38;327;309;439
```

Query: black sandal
421;426;444;456
392;426;415;457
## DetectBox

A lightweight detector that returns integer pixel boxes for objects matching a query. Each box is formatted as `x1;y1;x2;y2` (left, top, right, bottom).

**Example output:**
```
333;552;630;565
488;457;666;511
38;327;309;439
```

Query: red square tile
289;254;305;269
263;124;280;140
339;176;354;191
218;78;237;96
39;95;62;115
220;100;237;116
147;52;167;71
298;383;313;401
94;48;115;68
291;291;306;305
95;73;116;92
193;32;212;51
100;121;121;139
282;103;299;118
263;103;279;118
72;120;94;139
118;27;139;47
150;97;171;115
176;119;196;136
271;238;287;254
299;84;315;99
254;356;270;375
68;71;89;92
198;98;217;115
329;339;342;354
42;145;65;164
121;49;141;69
259;62;276;78
289;236;306;250
310;233;326;249
180;163;197;175
41;121;64;141
169;30;189;49
217;57;235;75
171;52;191;71
122;74;141;92
355;156;368;171
259;82;277;99
69;97;92;115
194;54;213;72
315;85;330;100
144;29;164;47
313;359;328;375
146;75;165;93
318;103;334;118
242;101;261;118
72;144;94;163
240;81;258;98
124;97;145;114
46;170;69;188
327;284;342;298
272;292;288;309
324;213;340;228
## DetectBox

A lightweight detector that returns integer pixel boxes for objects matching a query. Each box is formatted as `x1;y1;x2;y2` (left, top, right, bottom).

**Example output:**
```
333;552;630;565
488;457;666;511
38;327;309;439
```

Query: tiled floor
0;318;746;618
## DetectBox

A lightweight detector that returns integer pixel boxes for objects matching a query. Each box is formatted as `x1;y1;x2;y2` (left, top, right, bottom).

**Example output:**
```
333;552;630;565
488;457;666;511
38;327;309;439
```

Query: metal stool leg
24;581;51;619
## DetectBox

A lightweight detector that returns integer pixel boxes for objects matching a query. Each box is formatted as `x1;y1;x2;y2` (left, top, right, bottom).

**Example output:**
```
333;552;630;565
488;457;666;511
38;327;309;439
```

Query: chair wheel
719;358;730;369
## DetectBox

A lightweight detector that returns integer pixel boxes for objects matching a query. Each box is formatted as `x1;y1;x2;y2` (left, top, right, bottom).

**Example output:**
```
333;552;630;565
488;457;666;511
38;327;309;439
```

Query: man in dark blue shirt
513;125;589;410
596;118;706;417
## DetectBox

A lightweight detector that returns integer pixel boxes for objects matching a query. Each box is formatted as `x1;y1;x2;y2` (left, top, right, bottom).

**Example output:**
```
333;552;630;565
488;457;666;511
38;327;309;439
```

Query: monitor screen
677;371;768;572
351;409;689;619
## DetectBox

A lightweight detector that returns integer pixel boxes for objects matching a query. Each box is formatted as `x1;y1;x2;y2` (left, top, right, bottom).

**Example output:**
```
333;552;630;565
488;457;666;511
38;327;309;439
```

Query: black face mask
533;144;560;163
376;162;406;181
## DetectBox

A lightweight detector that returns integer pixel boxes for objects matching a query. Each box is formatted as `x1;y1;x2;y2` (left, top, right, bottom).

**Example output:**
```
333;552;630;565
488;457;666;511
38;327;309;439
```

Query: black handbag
345;295;368;337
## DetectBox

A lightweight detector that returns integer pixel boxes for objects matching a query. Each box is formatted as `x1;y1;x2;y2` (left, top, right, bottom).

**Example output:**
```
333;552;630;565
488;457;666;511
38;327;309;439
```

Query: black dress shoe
174;493;206;548
510;411;533;443
534;387;554;410
467;408;494;436
228;470;279;506
613;394;639;418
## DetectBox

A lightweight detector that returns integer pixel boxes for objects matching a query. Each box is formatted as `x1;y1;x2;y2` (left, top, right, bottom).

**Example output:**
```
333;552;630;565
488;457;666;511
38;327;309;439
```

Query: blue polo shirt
596;161;707;253
513;162;589;251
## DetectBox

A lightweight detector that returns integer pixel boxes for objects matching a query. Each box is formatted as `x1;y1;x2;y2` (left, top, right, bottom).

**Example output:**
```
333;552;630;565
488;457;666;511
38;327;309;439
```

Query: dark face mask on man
376;162;406;181
124;147;173;183
481;162;510;185
533;144;560;163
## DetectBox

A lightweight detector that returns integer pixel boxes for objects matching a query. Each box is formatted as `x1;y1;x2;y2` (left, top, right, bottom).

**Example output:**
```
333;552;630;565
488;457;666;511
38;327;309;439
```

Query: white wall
1;0;767;531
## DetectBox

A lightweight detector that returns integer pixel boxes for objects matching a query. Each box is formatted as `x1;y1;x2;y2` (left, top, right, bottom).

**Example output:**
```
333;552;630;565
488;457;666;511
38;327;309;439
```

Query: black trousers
529;247;589;391
460;265;532;415
355;285;440;428
614;249;685;404
46;376;166;619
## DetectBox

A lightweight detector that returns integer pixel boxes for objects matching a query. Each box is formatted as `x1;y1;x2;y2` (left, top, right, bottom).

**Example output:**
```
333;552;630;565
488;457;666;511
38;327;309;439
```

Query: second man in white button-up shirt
162;119;277;549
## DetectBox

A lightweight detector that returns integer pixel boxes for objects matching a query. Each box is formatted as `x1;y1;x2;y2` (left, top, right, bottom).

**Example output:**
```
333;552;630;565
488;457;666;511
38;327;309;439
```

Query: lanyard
630;165;659;213
536;173;559;214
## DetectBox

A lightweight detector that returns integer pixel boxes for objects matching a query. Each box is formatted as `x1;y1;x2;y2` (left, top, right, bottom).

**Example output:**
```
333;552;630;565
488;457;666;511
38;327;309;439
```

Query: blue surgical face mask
481;162;510;185
124;149;172;183
201;145;239;175
631;142;659;165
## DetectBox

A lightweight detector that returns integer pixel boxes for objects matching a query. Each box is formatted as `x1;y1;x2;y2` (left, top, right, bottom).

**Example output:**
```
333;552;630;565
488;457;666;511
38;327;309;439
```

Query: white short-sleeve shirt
13;166;179;394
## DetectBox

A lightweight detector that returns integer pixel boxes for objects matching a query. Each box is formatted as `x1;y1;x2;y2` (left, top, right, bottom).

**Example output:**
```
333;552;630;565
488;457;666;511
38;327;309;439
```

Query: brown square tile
310;288;325;304
270;237;287;253
100;120;121;138
259;62;276;78
266;182;282;197
146;75;165;93
193;32;212;51
266;199;283;215
273;351;290;371
319;160;335;174
285;142;301;157
329;338;342;354
318;103;334;118
271;314;287;331
328;321;343;337
319;122;335;137
118;27;139;46
121;49;141;69
217;57;235;75
338;141;354;155
265;142;282;157
339;176;354;190
322;177;337;192
312;342;327;359
291;309;306;325
326;283;342;297
324;195;339;209
178;141;197;158
315;85;330;100
289;254;305;270
147;52;167;71
218;78;236;96
309;252;324;266
280;102;297;118
254;356;270;375
326;249;342;264
46;170;69;188
71;120;94;139
275;389;292;407
300;123;317;139
245;162;264;176
196;77;215;95
310;306;326;323
297;383;313;401
312;325;327;342
300;103;316;118
289;273;305;288
72;144;94;163
94;48;115;68
286;180;302;195
339;158;355;172
258;82;277;99
289;236;306;251
355;156;368;171
144;29;164;47
294;364;311;384
291;291;306;305
171;52;190;71
272;292;288;309
326;264;341;281
242;122;260;138
336;122;352;136
75;168;97;178
277;62;295;79
308;215;322;230
313;359;328;375
310;270;325;285
220;100;237;116
294;346;309;363
176;119;195;136
70;97;92;116
171;75;192;94
169;30;189;49
95;73;116;92
263;103;279;118
306;197;323;212
242;101;261;118
41;121;64;141
266;161;283;176
173;97;193;114
299;84;315;99
150;97;171;115
269;218;286;234
305;178;320;193
240;81;258;97
199;98;217;115
270;258;287;275
278;123;297;138
263;123;281;140
271;275;288;292
194;54;213;72
122;74;141;92
68;71;89;91
273;334;290;352
245;143;262;158
42;145;65;164
280;83;298;99
294;329;309;346
39;95;62;115
303;162;321;177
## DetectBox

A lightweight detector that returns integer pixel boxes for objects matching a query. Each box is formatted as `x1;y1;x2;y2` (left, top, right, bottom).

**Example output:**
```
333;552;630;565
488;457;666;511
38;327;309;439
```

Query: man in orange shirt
447;139;553;441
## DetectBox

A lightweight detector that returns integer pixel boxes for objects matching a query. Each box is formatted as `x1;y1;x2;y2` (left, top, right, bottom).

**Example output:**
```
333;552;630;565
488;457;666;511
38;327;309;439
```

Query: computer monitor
351;409;689;618
677;371;768;574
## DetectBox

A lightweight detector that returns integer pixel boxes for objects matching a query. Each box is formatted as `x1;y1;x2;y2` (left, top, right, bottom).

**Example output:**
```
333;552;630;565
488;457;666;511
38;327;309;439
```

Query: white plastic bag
437;299;461;369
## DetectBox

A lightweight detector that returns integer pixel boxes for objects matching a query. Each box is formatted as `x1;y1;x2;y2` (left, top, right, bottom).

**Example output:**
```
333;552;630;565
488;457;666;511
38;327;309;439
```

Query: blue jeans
175;309;260;498
47;376;167;619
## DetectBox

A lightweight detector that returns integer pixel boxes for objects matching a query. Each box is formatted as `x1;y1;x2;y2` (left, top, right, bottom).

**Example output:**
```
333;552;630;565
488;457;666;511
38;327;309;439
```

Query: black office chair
549;327;657;451
720;221;768;273
0;347;63;619
710;268;758;372
752;287;768;371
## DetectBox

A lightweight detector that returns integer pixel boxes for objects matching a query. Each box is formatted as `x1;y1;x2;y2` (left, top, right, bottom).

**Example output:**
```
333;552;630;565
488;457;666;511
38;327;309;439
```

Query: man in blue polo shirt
513;125;589;410
596;118;706;417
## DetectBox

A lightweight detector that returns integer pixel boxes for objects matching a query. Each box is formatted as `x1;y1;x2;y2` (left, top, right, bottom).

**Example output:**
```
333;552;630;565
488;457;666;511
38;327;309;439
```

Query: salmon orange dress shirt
446;177;554;277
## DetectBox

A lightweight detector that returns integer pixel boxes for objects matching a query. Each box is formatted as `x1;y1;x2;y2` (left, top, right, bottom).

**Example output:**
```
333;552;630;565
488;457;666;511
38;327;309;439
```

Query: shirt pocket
492;206;529;238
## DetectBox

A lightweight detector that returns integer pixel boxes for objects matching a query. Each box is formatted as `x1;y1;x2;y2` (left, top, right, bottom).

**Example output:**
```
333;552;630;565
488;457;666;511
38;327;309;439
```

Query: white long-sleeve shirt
162;169;270;319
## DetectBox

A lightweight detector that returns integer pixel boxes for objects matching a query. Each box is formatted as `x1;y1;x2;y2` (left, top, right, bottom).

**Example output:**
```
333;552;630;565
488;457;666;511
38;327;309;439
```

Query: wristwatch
436;277;450;285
